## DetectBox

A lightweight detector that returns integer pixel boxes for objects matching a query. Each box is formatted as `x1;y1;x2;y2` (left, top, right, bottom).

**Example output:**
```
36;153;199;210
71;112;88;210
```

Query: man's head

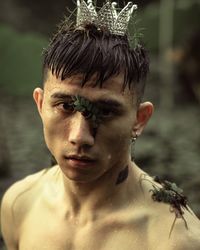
42;24;149;106
33;1;153;183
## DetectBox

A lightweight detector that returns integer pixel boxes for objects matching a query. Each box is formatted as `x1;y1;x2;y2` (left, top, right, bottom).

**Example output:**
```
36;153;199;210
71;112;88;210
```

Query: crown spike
98;1;115;32
77;0;91;26
87;0;98;21
111;2;118;20
114;2;137;36
76;0;138;36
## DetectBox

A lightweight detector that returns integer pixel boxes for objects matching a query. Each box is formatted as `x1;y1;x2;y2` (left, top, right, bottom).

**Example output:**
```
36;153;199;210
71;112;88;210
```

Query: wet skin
34;71;152;184
2;71;200;250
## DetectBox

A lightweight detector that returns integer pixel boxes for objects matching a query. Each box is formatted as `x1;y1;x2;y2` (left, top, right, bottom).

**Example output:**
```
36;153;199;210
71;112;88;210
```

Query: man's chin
59;165;99;183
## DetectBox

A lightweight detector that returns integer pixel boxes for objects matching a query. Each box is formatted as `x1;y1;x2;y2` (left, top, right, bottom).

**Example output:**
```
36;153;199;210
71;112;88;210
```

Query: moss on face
72;95;103;129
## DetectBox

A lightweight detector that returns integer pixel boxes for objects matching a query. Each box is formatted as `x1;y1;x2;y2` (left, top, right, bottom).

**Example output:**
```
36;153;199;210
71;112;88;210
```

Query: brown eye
63;103;73;110
101;108;115;118
58;102;74;113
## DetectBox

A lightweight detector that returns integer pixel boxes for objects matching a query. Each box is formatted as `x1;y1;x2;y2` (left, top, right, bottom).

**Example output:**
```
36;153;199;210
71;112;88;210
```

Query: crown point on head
76;0;138;37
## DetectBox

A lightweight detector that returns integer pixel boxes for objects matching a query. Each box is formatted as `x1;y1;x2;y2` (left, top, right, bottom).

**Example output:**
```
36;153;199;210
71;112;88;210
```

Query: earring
131;132;138;145
131;132;138;160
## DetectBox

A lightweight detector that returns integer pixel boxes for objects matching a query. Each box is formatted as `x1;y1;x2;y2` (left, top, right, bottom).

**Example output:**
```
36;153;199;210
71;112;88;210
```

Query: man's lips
65;155;96;168
66;155;95;161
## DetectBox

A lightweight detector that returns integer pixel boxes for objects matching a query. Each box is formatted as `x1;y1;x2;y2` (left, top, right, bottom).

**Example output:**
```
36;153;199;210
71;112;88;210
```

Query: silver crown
76;0;137;36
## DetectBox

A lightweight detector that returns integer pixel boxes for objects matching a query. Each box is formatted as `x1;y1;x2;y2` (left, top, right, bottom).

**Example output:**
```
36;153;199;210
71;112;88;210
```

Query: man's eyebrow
50;93;72;99
95;99;123;108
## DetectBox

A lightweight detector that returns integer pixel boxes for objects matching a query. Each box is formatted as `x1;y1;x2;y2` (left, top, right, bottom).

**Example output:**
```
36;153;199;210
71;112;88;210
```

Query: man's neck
57;160;139;222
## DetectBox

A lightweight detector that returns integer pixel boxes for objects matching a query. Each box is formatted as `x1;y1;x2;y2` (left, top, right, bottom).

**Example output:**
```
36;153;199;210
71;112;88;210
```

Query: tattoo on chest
140;174;191;238
116;166;129;185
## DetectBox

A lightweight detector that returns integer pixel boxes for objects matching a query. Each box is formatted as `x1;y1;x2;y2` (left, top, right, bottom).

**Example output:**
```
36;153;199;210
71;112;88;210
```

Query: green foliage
173;3;200;46
0;24;48;95
72;95;102;127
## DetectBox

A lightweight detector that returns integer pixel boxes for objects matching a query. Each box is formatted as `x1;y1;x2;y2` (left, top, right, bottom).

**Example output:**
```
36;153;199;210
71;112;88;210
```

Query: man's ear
33;88;44;117
132;102;154;136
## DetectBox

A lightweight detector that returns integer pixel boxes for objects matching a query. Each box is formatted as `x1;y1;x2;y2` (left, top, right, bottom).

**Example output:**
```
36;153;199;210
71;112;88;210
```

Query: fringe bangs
43;28;149;91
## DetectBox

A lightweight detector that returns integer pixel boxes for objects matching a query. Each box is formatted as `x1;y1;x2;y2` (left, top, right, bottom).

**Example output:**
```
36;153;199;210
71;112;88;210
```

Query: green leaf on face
71;95;103;128
76;106;85;112
73;100;77;105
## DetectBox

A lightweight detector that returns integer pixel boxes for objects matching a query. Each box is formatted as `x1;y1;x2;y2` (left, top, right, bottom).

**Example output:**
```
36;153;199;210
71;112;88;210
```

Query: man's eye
57;102;74;113
101;108;116;118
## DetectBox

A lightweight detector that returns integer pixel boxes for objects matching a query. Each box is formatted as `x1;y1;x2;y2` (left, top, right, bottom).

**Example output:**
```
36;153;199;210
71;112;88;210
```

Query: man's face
33;71;152;183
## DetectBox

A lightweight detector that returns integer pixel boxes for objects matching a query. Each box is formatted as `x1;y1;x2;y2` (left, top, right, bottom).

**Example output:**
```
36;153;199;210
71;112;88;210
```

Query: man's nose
68;112;95;147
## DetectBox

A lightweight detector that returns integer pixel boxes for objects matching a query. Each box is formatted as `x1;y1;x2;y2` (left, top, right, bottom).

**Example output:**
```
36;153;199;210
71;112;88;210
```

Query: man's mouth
65;155;96;168
66;155;95;161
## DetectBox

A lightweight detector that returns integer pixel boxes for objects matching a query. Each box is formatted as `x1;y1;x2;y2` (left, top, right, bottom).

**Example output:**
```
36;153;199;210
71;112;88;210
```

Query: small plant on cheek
71;95;103;137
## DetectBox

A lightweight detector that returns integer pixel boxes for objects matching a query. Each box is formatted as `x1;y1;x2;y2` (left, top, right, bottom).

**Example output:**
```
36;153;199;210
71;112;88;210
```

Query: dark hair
43;23;149;103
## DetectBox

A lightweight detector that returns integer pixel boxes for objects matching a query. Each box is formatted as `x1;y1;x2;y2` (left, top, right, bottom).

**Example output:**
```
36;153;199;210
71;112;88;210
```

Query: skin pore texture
1;71;200;250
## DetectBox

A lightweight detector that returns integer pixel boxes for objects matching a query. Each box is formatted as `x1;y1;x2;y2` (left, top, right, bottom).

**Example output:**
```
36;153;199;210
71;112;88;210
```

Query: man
1;1;200;249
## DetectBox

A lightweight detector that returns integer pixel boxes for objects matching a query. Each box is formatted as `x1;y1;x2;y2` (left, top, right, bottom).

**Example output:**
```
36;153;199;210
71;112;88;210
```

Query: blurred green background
0;0;200;248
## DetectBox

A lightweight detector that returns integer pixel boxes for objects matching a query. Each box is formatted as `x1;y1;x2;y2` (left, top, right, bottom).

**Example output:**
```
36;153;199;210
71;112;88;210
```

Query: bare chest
19;208;150;250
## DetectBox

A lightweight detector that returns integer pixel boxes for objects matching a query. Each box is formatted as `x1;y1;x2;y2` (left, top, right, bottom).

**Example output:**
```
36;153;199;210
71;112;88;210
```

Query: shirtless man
1;1;200;249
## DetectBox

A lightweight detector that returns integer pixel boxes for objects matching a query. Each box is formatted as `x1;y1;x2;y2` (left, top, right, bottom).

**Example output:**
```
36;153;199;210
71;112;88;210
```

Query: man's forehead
45;70;130;91
44;71;135;103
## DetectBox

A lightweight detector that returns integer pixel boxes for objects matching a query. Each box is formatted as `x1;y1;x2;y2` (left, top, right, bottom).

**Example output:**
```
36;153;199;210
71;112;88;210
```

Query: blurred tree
0;114;11;177
138;1;200;53
175;30;200;104
0;25;47;95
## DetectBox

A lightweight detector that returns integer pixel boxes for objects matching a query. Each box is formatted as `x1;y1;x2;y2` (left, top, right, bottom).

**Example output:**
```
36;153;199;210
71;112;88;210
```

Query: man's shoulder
0;167;57;248
2;168;48;204
148;193;200;249
169;213;200;250
136;171;200;248
1;167;54;221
